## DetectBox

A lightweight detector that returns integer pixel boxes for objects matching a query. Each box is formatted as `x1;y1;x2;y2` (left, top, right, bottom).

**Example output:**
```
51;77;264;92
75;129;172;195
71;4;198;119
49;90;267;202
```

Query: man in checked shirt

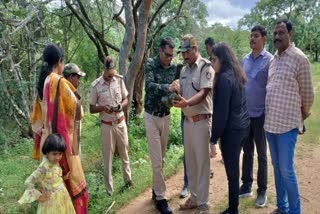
265;19;314;214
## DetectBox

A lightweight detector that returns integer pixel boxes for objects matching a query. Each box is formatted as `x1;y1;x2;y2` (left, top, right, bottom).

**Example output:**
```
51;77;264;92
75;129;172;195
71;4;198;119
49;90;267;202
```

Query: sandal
180;197;197;210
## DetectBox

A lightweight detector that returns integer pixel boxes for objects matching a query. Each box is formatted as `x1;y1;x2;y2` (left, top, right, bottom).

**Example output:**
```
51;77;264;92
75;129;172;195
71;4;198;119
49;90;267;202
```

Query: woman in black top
211;43;250;214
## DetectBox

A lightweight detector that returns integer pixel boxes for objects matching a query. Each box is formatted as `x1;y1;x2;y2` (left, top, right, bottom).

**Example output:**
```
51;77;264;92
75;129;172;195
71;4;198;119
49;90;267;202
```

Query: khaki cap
63;63;86;77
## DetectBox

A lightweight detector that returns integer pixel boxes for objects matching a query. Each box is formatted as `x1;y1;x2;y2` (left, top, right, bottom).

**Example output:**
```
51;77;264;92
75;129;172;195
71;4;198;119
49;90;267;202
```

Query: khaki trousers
100;119;132;195
184;117;211;206
144;112;170;200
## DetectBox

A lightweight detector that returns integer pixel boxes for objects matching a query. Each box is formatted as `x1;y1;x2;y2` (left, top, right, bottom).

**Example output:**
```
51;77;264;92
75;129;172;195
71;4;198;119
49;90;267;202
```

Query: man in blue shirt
239;25;273;208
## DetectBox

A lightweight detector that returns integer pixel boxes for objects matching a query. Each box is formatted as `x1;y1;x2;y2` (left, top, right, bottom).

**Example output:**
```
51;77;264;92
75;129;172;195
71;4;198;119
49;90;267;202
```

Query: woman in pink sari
30;44;88;213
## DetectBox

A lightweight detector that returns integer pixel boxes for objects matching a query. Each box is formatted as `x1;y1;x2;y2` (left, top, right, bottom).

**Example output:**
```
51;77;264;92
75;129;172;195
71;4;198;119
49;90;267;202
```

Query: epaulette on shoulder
200;57;211;65
90;78;100;88
114;74;123;79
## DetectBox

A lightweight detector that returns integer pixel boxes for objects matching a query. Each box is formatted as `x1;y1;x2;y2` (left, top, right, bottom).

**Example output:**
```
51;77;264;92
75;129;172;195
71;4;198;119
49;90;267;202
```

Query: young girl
19;134;75;214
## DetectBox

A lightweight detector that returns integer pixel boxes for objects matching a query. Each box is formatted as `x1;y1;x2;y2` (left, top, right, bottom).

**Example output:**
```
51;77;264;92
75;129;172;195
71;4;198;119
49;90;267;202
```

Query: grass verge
0;108;183;213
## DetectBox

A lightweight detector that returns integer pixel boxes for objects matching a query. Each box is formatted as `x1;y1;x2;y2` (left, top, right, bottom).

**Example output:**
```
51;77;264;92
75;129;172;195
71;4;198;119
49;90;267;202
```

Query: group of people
144;19;314;214
19;18;313;214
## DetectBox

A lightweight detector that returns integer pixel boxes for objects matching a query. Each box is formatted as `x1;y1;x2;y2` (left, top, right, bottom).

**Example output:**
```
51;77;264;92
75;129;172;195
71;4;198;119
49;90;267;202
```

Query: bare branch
95;0;104;33
65;0;105;61
148;0;170;29
10;9;38;35
113;4;125;27
147;0;185;50
0;66;28;121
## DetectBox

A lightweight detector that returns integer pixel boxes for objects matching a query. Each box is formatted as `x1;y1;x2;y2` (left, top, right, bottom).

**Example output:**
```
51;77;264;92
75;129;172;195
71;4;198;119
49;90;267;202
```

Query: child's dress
19;157;75;214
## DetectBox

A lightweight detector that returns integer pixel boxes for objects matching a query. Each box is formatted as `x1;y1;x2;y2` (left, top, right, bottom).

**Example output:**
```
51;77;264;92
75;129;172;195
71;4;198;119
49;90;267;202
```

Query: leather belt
185;114;210;122
145;109;170;117
101;115;125;126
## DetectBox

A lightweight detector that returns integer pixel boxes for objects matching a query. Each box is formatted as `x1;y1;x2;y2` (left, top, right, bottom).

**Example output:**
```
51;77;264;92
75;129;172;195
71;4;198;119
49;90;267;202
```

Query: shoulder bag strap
52;77;62;133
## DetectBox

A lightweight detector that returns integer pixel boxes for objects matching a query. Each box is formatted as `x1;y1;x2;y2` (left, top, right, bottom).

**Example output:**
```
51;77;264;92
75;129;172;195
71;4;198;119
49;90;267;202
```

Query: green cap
178;34;198;53
63;63;86;77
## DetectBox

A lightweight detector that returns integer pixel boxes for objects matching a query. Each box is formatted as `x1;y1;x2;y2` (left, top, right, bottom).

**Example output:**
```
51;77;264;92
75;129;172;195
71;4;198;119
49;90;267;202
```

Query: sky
200;0;258;28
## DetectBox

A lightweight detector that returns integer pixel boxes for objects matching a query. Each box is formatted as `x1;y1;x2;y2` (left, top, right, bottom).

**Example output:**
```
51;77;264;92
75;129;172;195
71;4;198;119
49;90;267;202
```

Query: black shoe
239;184;253;198
155;199;173;214
255;191;267;207
220;208;240;214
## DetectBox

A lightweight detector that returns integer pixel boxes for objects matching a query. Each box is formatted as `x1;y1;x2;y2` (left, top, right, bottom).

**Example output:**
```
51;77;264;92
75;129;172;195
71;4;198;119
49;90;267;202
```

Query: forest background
0;0;319;213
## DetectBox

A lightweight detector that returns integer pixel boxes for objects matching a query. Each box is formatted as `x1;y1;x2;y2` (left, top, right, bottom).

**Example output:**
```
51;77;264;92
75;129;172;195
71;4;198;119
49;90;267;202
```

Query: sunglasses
161;49;174;58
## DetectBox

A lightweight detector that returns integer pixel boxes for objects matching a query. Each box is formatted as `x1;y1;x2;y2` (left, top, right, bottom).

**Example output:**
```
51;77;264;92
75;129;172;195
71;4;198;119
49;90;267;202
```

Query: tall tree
239;0;320;60
64;0;207;115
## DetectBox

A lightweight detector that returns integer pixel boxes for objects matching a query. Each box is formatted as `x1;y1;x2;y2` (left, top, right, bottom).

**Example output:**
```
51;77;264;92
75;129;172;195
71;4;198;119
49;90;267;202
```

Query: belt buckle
186;116;194;122
111;119;117;125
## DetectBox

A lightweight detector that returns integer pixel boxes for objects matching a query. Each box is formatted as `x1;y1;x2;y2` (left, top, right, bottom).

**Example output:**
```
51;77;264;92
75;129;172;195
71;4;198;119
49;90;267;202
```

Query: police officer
173;34;214;214
89;56;133;195
144;37;178;214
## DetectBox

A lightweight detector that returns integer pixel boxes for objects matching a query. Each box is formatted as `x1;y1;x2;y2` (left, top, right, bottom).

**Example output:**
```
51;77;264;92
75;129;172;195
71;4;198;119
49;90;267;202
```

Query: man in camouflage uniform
173;34;214;214
144;37;178;214
89;56;133;196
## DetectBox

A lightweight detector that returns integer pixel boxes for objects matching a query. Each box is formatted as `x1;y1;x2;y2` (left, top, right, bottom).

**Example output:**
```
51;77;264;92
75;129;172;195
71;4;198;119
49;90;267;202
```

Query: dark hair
42;133;66;155
205;37;215;46
212;42;246;88
37;44;64;100
276;19;293;33
160;37;175;49
251;25;267;37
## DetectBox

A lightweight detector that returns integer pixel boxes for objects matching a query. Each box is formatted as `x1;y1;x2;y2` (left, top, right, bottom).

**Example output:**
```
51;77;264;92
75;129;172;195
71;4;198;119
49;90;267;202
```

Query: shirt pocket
255;65;268;87
111;86;122;104
98;89;112;106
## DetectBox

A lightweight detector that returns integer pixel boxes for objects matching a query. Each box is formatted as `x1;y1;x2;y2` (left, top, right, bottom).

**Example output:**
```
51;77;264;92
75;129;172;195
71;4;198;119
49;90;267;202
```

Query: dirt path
118;142;320;214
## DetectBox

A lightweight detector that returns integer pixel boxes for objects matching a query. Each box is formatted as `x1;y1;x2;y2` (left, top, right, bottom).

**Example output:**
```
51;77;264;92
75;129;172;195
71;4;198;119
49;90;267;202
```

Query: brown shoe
180;197;197;210
194;204;209;214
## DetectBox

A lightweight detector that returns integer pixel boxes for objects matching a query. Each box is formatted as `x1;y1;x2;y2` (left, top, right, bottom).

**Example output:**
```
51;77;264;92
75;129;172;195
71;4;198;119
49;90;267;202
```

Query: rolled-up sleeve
298;57;314;115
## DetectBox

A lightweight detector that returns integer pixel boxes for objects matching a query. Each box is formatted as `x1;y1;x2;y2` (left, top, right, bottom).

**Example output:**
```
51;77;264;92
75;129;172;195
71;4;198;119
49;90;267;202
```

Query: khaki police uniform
180;56;214;206
89;74;132;195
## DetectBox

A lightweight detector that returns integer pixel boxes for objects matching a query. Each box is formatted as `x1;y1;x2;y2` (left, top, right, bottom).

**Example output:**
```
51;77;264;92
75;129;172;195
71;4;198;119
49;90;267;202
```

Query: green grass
0;108;183;214
298;61;320;145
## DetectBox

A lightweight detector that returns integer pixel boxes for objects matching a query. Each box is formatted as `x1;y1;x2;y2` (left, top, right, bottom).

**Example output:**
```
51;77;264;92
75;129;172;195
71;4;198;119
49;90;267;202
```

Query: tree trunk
132;67;144;115
119;0;135;76
125;0;153;117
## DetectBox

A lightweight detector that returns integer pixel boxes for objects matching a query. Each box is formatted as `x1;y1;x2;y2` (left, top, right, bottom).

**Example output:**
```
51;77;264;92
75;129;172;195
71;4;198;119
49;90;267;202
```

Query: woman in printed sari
30;44;88;213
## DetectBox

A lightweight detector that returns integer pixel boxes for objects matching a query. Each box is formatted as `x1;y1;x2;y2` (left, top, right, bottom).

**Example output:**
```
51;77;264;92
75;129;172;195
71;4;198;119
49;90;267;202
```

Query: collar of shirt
275;43;295;57
187;55;202;70
249;48;267;60
98;75;115;85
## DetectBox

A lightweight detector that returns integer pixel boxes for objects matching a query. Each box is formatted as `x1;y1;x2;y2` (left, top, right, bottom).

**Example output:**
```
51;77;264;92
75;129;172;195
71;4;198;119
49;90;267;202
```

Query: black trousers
221;127;249;213
241;115;267;193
